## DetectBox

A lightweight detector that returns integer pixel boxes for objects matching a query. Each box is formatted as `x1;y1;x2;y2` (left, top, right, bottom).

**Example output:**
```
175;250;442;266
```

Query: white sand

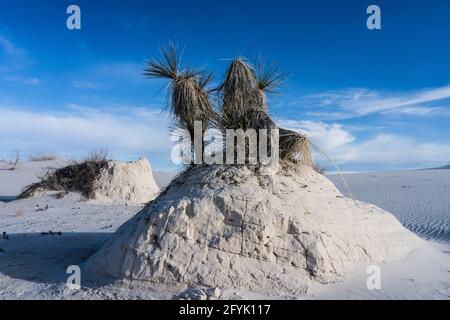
328;169;450;245
0;159;67;198
0;160;449;299
152;171;177;189
91;158;160;205
307;241;450;300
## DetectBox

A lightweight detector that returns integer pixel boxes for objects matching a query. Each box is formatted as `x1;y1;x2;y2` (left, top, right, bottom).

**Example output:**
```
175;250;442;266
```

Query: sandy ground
0;160;449;299
328;170;450;245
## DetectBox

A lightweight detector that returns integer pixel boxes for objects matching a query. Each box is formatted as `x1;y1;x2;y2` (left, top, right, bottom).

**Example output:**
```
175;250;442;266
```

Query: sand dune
0;160;449;299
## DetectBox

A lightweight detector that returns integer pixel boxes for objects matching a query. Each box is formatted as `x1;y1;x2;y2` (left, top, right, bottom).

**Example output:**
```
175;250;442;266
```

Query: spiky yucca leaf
197;71;215;91
174;79;211;136
256;59;286;94
212;58;284;164
143;43;179;80
211;101;276;131
255;58;287;112
220;59;259;112
279;128;313;167
144;44;213;137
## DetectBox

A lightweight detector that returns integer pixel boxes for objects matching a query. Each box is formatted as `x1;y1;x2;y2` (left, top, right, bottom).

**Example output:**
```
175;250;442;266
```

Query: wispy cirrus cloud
0;34;32;71
296;85;450;120
3;76;41;86
382;105;450;116
91;62;146;83
70;62;152;91
0;34;26;57
72;80;101;89
0;33;42;86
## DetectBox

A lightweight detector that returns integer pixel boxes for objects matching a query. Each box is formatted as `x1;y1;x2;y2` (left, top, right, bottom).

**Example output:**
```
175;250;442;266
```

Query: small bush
18;150;112;199
85;149;111;163
5;151;21;171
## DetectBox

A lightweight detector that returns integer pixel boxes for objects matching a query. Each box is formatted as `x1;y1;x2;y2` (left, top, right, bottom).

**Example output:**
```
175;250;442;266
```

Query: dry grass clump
144;44;312;167
18;150;111;199
0;151;21;171
279;128;313;167
29;153;57;162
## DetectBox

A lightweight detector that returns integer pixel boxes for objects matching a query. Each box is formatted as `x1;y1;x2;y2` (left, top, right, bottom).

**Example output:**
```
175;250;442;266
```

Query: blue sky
1;0;449;171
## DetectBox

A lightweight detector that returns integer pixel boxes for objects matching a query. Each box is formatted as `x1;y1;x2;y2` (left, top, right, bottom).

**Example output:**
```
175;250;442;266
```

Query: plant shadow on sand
0;232;117;287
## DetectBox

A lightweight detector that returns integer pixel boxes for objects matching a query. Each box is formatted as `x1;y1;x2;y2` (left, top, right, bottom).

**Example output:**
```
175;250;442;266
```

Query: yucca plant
220;58;258;110
215;58;276;131
143;44;213;138
144;45;313;168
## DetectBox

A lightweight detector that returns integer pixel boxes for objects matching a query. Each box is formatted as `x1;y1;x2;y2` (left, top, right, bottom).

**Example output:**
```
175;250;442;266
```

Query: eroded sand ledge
91;158;160;206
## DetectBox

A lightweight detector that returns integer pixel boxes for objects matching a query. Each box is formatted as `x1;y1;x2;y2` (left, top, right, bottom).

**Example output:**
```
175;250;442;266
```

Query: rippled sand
329;169;450;244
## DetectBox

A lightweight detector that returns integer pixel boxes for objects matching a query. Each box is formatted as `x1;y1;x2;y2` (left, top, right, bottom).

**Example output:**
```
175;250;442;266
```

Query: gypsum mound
18;158;159;206
86;164;420;295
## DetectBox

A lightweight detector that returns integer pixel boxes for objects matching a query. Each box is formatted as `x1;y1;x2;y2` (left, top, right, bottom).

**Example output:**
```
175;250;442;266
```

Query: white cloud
278;119;450;170
279;119;354;150
0;105;172;163
382;106;450;116
335;134;450;168
1;105;449;171
72;80;101;89
300;85;450;119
